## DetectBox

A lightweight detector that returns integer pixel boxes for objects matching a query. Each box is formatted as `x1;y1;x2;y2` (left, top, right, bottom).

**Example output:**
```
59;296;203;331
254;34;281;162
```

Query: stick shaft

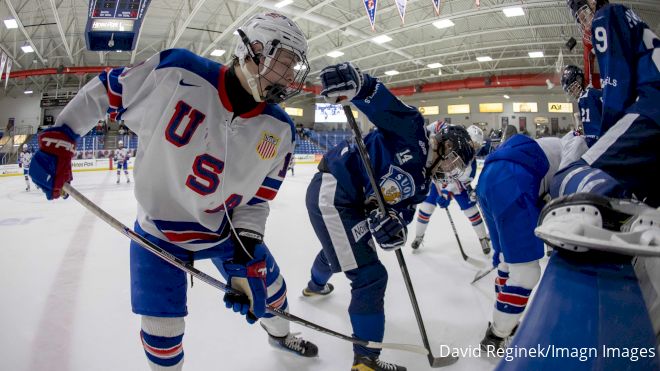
61;183;428;355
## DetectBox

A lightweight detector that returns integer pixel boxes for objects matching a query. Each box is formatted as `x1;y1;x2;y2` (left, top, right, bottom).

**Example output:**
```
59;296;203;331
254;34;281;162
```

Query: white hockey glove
367;209;407;251
319;62;364;104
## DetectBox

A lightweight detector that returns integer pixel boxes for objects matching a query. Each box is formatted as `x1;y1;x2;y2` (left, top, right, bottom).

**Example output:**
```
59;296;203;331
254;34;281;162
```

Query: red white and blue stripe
140;331;184;367
496;284;532;315
153;219;229;244
98;67;127;121
416;209;432;224
247;177;283;205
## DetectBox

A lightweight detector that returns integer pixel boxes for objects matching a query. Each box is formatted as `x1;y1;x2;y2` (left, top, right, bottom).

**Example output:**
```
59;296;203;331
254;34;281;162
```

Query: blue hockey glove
367;209;407;251
320;62;364;103
29;125;78;200
436;190;452;208
222;229;271;324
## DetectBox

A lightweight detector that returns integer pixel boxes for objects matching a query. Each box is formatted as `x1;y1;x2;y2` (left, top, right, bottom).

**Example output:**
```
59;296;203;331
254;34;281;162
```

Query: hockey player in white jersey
18;144;33;191
411;123;491;255
114;140;131;184
29;12;317;370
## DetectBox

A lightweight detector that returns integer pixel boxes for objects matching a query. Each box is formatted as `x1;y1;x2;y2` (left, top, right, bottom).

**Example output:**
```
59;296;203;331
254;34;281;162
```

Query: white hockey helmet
467;125;484;146
118;140;124;147
234;12;309;104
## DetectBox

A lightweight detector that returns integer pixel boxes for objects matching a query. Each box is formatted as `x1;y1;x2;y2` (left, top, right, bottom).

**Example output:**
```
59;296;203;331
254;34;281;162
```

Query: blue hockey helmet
561;65;585;100
430;125;475;181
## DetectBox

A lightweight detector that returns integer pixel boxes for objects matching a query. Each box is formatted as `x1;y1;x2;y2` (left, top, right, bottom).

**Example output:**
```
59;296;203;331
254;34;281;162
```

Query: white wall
0;95;42;133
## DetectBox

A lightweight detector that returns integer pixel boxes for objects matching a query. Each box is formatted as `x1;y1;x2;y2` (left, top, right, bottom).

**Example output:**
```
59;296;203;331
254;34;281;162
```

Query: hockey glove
29;125;78;200
436;190;452;209
367;209;407;251
319;62;364;104
222;229;270;324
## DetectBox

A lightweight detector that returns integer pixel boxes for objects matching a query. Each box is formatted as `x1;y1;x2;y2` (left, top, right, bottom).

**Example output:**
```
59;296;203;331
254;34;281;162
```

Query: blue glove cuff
353;74;378;101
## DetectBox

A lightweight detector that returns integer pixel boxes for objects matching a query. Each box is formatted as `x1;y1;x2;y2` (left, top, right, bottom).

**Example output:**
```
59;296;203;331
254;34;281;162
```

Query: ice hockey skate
480;321;519;354
351;354;406;371
411;235;424;250
479;237;491;254
535;194;660;257
267;332;319;357
302;282;334;297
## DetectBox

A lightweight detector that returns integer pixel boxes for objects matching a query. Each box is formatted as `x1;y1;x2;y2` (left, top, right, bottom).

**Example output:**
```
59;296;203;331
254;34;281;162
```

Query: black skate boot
302;282;334;297
479;237;491;254
411;235;424;250
268;332;318;357
351;354;406;371
480;322;517;353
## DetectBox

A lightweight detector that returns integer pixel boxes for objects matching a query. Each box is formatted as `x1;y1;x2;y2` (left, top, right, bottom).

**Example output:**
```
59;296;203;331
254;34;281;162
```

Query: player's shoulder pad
156;48;223;88
262;104;296;143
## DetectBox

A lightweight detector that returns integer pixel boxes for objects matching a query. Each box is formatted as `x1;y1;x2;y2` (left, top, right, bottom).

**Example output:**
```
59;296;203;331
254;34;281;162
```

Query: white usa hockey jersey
19;151;33;170
114;148;130;164
54;49;295;251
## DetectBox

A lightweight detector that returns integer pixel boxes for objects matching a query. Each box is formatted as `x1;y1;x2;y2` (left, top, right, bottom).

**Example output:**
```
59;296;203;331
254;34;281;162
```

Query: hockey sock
462;205;487;239
415;202;436;237
140;316;185;371
493;260;541;337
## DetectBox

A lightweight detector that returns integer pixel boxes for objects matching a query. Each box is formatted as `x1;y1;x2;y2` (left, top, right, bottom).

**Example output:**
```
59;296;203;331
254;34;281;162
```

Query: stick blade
430;354;459;368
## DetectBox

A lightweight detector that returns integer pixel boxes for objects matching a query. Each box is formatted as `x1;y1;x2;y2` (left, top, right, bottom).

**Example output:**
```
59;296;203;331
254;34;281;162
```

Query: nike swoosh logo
179;79;198;87
269;264;275;273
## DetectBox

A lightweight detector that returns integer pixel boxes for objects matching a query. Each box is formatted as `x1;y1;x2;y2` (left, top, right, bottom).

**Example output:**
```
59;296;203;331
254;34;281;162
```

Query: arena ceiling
0;0;658;101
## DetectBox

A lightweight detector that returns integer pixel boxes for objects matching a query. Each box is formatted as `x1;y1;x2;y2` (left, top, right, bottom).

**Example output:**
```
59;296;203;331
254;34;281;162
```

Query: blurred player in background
18;144;32;191
114;140;131;184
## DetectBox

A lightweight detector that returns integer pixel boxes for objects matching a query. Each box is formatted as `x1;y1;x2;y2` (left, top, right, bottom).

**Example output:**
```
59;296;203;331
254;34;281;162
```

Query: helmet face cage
235;13;309;104
256;42;309;103
567;0;594;41
561;66;584;100
430;126;474;181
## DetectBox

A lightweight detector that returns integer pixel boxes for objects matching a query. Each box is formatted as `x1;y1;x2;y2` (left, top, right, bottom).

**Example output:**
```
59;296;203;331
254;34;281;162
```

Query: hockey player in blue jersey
411;124;491;255
561;65;603;144
555;0;660;206
476;131;589;352
302;62;471;371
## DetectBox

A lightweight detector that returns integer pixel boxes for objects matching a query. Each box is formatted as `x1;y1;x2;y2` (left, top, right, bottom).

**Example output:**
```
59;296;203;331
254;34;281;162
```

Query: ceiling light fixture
384;70;399;76
476;56;492;62
371;35;392;44
4;19;18;29
326;50;344;58
432;19;454;29
210;49;226;57
427;63;443;68
503;7;525;17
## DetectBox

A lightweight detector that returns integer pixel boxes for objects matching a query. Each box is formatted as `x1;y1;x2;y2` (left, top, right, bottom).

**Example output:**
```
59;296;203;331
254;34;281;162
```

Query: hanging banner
363;0;377;31
432;0;441;15
4;59;12;89
475;0;480;7
395;0;407;24
0;52;7;83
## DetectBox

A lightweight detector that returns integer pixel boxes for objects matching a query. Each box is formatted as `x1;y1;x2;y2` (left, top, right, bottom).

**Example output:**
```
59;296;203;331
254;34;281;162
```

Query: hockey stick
61;183;428;356
444;208;493;284
342;105;458;368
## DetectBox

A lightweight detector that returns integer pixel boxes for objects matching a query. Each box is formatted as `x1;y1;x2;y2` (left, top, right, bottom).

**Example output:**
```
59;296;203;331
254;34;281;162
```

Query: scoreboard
85;0;151;51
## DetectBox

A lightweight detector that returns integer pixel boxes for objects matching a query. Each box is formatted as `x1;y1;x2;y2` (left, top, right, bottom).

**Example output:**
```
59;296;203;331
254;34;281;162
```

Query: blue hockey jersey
578;87;603;141
591;4;660;130
321;75;430;224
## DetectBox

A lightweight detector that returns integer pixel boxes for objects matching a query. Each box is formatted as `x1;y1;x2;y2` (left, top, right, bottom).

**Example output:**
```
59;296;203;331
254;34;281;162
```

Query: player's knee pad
140;316;185;368
507;260;541;290
346;261;388;314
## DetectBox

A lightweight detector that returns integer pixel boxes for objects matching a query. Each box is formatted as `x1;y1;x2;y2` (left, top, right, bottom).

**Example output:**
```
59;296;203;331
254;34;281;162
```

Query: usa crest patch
379;165;415;205
256;131;280;160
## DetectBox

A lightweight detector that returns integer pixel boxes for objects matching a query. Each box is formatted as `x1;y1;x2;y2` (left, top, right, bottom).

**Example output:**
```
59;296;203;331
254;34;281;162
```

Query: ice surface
0;165;507;371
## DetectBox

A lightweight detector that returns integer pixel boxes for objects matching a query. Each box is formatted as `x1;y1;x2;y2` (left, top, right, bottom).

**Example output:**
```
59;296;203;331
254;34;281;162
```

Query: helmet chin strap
239;57;264;102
